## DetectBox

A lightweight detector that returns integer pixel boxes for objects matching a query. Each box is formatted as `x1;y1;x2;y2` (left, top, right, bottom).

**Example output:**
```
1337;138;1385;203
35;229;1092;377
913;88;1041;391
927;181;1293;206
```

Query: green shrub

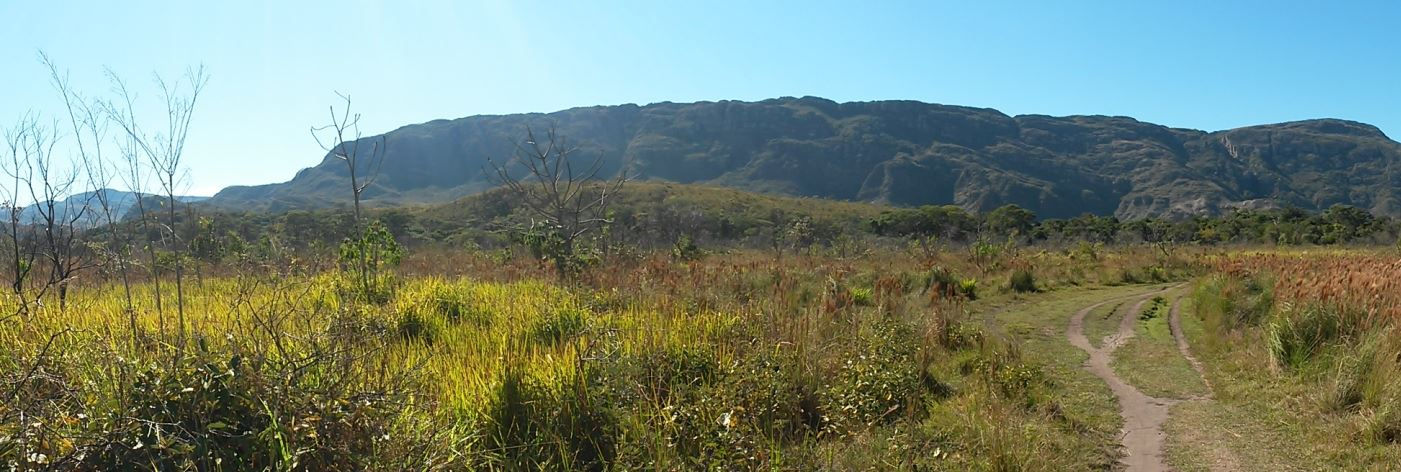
822;321;923;433
433;290;492;326
1193;274;1273;335
849;287;874;306
958;345;1046;407
339;220;404;304
79;344;425;470
661;350;814;469
1146;266;1169;282
670;234;703;261
620;346;720;403
1008;269;1037;293
926;265;958;296
940;321;985;351
958;278;979;300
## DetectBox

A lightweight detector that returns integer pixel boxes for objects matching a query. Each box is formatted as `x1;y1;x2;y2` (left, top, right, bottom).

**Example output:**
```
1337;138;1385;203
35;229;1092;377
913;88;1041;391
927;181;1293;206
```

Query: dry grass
0;244;1197;469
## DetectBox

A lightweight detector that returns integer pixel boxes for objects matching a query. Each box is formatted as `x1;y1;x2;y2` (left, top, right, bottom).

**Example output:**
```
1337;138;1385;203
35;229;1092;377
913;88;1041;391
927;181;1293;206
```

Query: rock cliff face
210;97;1401;218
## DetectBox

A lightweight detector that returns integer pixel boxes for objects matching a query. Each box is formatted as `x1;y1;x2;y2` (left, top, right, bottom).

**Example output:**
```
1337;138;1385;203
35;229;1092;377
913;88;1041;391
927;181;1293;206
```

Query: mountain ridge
208;97;1401;219
19;189;209;227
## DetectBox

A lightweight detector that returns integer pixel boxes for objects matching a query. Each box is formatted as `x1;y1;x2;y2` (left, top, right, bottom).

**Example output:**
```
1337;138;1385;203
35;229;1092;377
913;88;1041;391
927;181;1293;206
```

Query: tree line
869;202;1398;246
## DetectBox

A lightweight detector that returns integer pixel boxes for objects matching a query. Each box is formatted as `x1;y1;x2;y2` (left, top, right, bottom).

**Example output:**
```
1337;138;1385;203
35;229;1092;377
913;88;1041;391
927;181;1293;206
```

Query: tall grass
1;245;1195;469
1195;251;1401;447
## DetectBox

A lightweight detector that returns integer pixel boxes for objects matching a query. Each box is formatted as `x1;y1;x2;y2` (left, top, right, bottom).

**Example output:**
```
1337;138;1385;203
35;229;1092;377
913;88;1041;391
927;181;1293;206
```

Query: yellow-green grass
0;245;1203;469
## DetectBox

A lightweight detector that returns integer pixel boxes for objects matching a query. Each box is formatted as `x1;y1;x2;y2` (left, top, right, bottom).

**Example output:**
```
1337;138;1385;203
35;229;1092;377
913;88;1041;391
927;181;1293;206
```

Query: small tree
107;71;164;318
8;111;96;310
45;53;140;334
984;204;1036;238
337;220;402;302
488;125;626;278
107;64;209;350
311;93;389;297
1;117;47;316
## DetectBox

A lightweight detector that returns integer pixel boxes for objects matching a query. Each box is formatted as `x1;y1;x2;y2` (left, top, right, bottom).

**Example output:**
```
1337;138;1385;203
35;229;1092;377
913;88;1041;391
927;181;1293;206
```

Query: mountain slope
208;97;1401;219
20;189;208;227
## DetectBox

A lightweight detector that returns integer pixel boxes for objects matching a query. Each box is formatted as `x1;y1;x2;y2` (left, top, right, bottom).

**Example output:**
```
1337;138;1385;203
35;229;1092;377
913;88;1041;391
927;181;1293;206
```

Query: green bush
78;344;423;470
670;234;703;261
432;288;492;326
958;278;979;300
1008;269;1037;293
926;265;958;296
849;287;874;306
821;321;923;433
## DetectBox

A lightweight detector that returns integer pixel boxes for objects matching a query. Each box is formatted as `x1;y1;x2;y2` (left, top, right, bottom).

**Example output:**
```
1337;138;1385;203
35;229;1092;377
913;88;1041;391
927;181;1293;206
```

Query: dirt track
1066;287;1179;471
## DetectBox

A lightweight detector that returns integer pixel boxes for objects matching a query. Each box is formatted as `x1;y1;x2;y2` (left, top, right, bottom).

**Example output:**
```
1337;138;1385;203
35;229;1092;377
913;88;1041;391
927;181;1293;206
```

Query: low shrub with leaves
1009;268;1037;293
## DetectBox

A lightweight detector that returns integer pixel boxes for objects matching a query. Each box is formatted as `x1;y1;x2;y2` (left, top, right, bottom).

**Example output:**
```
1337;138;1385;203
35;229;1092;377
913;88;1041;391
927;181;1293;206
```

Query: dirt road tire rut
1067;286;1181;472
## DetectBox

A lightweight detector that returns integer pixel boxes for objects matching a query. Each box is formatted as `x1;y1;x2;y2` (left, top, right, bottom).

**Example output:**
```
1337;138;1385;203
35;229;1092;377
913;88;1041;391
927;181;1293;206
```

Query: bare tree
106;71;164;320
311;92;384;227
310;92;386;293
1;117;47;317
107;65;209;350
43;54;140;336
14;112;95;309
488;124;627;277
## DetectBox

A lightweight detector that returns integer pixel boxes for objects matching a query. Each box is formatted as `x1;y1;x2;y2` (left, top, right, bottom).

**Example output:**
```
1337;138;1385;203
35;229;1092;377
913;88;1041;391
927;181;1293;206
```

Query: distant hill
19;189;208;227
207;97;1401;219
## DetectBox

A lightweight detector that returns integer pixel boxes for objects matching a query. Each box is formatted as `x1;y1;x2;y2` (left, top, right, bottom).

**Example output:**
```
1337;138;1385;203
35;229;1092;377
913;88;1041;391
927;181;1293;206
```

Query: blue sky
3;0;1399;196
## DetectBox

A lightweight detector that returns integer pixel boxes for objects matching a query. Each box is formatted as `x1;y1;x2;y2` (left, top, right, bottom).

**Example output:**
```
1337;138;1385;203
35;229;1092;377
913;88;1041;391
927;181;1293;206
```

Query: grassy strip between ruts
1081;300;1126;349
1111;294;1210;400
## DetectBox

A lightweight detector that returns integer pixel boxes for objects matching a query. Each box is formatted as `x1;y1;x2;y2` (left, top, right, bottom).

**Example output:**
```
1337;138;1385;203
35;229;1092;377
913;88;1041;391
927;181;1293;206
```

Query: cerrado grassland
1;243;1198;470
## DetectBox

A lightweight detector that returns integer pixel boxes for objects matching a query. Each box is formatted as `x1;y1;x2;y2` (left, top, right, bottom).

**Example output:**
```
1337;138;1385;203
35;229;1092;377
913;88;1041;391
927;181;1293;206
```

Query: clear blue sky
3;0;1399;196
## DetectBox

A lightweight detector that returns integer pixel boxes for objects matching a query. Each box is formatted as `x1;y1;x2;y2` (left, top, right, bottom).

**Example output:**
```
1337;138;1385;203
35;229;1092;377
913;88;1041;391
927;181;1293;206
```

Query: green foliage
512;222;599;277
78;344;418;470
339;220;403;303
189;216;244;263
985;204;1037;236
870;205;977;240
1008;268;1037;293
396;310;438;344
958;278;979;300
1267;305;1352;370
848;286;874;306
969;238;1004;269
670;234;703;261
820;320;924;433
923;265;981;301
